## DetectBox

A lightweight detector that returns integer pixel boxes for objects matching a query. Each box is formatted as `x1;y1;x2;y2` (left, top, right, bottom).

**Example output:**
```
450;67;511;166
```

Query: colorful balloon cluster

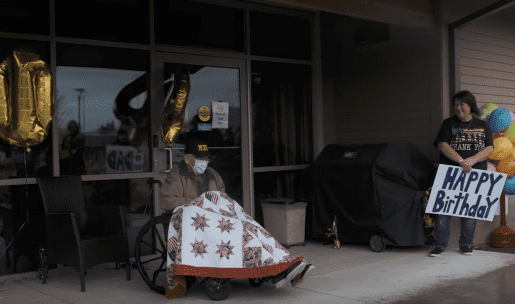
482;103;515;194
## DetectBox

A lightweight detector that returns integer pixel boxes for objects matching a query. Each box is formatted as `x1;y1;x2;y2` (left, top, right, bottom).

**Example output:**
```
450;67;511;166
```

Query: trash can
261;199;307;248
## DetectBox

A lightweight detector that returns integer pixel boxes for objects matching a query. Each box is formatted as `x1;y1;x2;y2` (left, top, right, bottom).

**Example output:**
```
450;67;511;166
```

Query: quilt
166;191;303;298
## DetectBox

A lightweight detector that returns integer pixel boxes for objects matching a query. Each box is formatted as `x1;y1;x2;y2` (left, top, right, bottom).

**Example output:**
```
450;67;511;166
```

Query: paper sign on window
212;101;229;129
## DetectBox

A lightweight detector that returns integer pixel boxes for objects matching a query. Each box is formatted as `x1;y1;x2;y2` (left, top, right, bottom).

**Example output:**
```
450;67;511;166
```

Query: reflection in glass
0;137;53;178
56;67;150;175
252;61;313;167
254;170;302;199
162;64;242;202
209;148;243;202
83;178;151;212
82;178;152;257
163;64;241;149
253;170;303;226
0;184;45;276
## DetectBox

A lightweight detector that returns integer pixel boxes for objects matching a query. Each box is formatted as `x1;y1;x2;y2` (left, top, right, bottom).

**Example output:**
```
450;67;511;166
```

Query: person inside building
159;139;315;297
430;90;494;257
113;128;131;146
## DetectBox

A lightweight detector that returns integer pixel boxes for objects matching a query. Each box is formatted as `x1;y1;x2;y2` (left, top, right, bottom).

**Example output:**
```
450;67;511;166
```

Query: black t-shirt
433;116;494;170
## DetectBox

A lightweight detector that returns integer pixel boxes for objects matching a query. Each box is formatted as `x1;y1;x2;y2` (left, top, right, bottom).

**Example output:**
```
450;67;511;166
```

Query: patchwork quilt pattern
167;191;302;289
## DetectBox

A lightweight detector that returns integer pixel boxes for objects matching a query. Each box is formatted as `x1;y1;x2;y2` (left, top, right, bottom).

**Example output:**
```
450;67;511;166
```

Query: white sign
106;145;145;173
425;164;507;221
212;101;229;129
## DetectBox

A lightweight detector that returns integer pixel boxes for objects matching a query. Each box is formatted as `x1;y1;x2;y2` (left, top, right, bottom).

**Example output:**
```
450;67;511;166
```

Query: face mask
192;159;208;174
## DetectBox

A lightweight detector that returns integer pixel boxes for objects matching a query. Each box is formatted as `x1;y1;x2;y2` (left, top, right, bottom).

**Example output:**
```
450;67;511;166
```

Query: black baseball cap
184;139;213;159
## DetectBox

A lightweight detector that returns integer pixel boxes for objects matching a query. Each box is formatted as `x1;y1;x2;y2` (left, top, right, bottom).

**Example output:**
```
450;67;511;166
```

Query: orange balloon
498;157;515;177
489;137;513;160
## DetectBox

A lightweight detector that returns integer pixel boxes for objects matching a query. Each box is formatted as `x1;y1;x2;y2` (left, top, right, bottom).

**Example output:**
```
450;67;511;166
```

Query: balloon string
0;221;28;262
24;148;30;224
0;149;31;263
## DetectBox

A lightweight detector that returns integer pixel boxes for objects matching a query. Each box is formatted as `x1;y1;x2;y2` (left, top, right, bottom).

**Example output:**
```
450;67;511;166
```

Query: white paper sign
425;164;507;221
212;101;229;129
106;145;145;173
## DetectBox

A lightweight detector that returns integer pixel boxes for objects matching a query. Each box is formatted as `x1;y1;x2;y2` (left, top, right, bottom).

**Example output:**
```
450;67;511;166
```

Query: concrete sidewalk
0;241;514;304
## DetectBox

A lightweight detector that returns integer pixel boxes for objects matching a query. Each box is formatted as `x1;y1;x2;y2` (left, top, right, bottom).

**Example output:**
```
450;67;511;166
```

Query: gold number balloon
0;50;53;148
161;65;190;146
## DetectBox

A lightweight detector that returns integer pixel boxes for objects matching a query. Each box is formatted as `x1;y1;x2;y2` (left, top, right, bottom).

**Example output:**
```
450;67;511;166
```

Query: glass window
82;178;152;257
56;44;150;175
0;184;45;275
251;61;313;167
0;0;50;35
163;64;241;147
163;63;242;202
83;178;151;212
55;0;149;44
155;0;245;52
250;11;311;60
0;39;53;179
0;178;154;277
209;148;242;202
253;170;303;226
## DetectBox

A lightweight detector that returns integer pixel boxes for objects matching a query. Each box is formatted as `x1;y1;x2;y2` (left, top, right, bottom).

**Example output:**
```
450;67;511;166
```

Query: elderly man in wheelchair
158;139;314;300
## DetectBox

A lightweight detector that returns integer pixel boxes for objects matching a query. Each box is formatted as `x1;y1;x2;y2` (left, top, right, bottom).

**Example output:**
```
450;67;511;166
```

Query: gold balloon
0;50;53;147
161;66;190;147
479;103;499;120
489;137;513;160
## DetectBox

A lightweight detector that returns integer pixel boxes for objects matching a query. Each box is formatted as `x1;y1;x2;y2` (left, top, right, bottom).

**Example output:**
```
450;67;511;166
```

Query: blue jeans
434;215;477;248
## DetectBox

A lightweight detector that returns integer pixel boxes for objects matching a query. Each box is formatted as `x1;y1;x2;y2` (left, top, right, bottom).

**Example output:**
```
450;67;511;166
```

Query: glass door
152;53;250;215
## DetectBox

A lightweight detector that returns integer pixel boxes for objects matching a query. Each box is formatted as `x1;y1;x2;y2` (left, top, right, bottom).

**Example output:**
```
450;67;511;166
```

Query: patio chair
36;176;131;292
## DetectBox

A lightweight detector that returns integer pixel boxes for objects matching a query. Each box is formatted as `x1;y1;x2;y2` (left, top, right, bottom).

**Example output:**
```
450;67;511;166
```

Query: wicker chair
36;176;131;292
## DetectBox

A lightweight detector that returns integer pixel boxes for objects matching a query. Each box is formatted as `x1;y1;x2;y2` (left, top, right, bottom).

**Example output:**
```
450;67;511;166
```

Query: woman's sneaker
429;246;445;257
460;245;473;255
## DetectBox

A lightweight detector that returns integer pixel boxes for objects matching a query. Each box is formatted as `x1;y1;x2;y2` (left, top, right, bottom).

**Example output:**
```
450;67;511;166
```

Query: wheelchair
133;182;270;300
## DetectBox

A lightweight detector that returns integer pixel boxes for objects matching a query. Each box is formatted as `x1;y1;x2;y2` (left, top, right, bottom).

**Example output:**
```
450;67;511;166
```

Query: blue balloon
489;108;512;133
504;176;515;195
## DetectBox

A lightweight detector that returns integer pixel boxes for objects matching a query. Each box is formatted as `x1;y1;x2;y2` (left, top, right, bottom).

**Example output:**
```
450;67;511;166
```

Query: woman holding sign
430;91;494;257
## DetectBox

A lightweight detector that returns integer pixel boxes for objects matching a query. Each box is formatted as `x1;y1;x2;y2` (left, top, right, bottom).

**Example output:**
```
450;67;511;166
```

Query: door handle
163;148;173;173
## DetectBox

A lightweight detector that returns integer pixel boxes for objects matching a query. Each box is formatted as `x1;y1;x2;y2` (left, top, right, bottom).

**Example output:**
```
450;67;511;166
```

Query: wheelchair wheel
205;278;232;301
248;277;264;287
135;214;171;295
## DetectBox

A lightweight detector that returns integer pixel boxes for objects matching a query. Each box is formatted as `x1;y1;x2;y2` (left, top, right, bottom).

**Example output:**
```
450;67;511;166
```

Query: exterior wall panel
456;24;515;114
455;19;515;247
321;12;440;160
